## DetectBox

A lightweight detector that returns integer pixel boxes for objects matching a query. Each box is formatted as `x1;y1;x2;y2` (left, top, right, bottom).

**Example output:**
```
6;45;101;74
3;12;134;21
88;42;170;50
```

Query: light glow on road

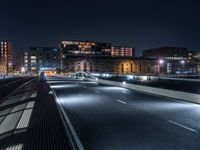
50;84;79;89
59;94;102;106
96;86;129;92
129;100;200;113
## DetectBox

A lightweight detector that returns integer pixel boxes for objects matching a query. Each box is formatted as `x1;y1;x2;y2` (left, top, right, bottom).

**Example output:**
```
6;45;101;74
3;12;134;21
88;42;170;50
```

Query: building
0;59;6;75
16;49;24;72
143;47;197;74
111;46;135;57
143;47;190;60
61;40;111;56
193;51;200;74
0;41;13;73
22;47;61;74
194;51;200;60
62;55;160;75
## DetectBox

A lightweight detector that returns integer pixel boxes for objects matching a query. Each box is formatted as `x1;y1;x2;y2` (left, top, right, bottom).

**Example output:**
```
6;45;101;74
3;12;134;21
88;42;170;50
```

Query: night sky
0;0;200;56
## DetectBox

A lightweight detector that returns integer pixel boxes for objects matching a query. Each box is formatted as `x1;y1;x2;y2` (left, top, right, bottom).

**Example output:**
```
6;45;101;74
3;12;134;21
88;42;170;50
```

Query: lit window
31;56;36;59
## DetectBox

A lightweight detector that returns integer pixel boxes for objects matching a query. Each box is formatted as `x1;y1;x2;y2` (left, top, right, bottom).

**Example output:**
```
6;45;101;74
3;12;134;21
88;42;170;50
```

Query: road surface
48;76;200;150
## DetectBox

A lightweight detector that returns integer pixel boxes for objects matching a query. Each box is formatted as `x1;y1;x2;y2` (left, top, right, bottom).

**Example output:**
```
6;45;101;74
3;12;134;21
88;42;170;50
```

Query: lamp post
158;59;164;75
180;60;185;74
21;67;25;74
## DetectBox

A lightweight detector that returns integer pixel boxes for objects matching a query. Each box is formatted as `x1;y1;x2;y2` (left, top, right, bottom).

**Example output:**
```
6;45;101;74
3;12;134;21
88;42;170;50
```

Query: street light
180;60;185;74
181;60;185;64
159;59;164;64
21;67;25;73
158;59;164;75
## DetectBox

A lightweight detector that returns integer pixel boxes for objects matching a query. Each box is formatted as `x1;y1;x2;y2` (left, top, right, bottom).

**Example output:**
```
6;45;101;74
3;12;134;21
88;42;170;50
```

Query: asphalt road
48;76;200;150
0;77;34;101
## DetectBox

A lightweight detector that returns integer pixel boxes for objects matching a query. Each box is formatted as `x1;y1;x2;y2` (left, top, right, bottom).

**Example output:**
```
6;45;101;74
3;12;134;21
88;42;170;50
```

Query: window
31;56;36;59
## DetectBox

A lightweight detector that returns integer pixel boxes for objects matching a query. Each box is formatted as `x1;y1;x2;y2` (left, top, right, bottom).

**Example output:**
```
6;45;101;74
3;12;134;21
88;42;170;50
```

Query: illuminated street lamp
159;59;164;64
181;60;185;64
158;59;164;75
180;60;186;74
21;67;25;74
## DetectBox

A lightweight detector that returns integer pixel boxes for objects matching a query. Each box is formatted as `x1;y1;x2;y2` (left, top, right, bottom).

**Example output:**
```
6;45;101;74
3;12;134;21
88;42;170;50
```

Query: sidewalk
0;79;70;150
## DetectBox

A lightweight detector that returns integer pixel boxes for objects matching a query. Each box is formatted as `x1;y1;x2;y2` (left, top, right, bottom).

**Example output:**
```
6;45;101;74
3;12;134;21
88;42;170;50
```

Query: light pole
180;60;185;74
158;59;164;75
21;67;25;74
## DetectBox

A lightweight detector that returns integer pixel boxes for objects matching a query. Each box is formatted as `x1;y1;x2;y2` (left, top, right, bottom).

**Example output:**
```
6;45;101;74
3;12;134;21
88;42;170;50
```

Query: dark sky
0;0;200;56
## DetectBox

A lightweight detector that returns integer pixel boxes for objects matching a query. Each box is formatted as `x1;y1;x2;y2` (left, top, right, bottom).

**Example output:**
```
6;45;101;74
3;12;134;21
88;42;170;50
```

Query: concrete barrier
95;79;200;104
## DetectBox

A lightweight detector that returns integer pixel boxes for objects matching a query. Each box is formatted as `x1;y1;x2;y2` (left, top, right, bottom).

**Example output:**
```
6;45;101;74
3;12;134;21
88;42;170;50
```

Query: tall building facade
143;47;197;74
61;40;111;56
0;41;13;73
22;47;61;73
16;49;24;72
143;47;190;60
111;46;135;57
0;59;6;75
193;51;200;74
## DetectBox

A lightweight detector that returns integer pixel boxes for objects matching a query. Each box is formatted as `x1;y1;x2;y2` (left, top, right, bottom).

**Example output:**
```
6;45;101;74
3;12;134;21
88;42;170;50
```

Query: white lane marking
122;91;127;93
168;120;198;133
116;99;127;104
94;90;100;94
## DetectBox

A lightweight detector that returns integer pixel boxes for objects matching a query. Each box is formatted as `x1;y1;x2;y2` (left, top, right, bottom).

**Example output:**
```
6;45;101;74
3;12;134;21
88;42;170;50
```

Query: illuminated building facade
0;59;6;75
111;46;135;57
62;55;160;75
143;47;197;74
143;47;190;60
22;47;61;73
61;40;111;55
193;51;200;74
16;49;24;72
0;41;13;73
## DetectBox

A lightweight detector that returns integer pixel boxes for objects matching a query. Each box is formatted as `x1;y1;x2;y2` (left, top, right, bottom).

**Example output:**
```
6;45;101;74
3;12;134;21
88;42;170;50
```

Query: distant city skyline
0;0;200;56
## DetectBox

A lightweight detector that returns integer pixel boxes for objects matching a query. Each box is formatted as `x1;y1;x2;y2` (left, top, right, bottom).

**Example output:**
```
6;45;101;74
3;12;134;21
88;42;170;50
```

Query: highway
48;76;200;150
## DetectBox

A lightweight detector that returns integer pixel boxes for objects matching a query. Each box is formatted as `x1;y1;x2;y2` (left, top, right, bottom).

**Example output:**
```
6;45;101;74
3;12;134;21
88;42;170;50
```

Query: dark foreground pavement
49;76;200;150
0;78;70;150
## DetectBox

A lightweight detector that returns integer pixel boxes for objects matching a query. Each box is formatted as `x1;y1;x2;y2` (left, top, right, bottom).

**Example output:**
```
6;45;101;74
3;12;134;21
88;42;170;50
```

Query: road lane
48;76;200;150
